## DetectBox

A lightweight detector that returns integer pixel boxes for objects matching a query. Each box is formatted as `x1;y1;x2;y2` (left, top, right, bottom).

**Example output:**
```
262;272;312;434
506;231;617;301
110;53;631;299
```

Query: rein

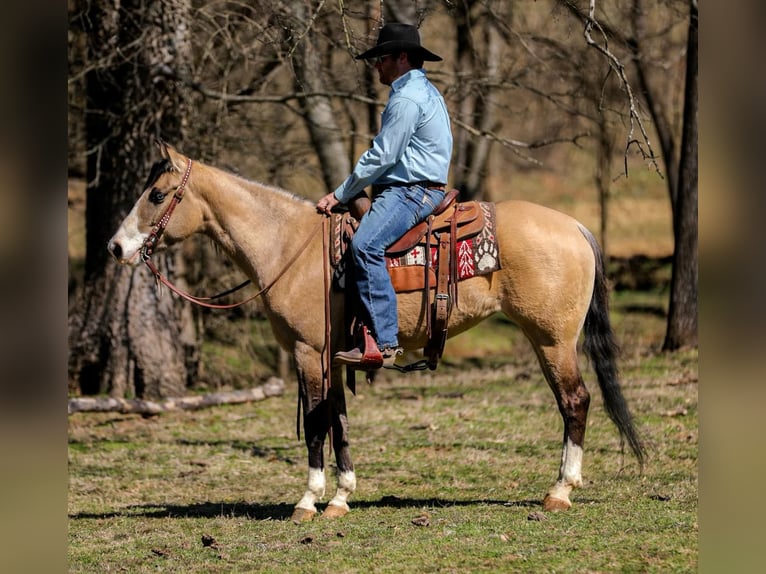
140;158;324;309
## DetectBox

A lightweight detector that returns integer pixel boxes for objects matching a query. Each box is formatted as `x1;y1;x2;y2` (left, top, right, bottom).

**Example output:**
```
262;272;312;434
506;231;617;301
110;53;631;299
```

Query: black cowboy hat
355;22;442;62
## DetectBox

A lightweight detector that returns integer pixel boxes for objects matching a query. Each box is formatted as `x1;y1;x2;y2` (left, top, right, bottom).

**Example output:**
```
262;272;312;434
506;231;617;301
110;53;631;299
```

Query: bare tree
68;0;198;398
662;0;697;349
286;2;351;190
571;0;697;348
451;0;508;201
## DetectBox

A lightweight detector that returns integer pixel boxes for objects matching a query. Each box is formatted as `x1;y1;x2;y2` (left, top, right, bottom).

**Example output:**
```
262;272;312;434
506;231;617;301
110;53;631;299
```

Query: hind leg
533;340;591;511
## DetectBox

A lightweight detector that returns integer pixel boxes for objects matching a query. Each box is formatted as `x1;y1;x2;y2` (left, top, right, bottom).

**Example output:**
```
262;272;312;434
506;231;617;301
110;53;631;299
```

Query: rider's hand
316;192;340;215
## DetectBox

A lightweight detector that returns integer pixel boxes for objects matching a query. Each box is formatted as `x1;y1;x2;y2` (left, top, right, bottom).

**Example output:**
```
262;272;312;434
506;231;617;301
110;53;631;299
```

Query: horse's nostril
110;241;122;260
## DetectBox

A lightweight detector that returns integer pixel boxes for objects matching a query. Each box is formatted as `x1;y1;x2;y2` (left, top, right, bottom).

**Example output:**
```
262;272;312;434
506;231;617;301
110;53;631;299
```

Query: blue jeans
350;184;444;349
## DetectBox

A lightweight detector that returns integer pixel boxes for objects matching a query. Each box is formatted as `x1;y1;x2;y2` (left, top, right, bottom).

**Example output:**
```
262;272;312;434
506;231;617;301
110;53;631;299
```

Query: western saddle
332;188;487;379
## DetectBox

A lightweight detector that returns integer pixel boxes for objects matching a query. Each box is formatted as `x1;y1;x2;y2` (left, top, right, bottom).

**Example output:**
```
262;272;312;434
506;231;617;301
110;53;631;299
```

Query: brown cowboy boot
333;345;403;369
333;326;402;369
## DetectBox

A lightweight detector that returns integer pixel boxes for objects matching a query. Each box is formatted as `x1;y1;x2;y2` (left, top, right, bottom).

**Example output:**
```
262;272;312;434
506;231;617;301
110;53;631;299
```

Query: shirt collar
391;68;426;92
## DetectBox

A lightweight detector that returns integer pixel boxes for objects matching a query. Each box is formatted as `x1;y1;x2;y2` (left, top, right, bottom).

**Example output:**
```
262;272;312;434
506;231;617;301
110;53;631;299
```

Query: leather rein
140;158;324;310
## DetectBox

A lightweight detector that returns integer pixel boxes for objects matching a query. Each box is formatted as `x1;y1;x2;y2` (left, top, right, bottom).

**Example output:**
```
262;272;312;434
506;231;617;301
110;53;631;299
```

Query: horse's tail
578;224;646;469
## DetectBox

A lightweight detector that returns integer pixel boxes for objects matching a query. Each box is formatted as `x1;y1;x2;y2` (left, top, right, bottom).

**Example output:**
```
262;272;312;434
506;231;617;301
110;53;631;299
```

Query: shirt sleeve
333;97;420;203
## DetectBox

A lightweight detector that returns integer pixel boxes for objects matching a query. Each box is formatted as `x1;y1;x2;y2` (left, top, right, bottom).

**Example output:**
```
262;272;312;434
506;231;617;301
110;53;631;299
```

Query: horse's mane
202;159;315;208
146;156;315;208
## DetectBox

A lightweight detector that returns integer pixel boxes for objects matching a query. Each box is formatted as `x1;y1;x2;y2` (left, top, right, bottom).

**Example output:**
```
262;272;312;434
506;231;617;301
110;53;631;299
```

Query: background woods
68;0;696;399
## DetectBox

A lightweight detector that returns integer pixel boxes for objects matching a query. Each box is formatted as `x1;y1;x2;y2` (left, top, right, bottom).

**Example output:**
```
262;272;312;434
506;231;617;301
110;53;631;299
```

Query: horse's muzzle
107;239;122;261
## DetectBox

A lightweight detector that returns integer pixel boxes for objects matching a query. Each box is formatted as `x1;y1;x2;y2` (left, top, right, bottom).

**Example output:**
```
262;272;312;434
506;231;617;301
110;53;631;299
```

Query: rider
315;22;453;369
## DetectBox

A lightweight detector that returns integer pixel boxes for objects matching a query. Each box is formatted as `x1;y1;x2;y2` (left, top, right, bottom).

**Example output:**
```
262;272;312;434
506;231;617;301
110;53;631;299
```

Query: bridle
141;158;194;261
139;157;324;310
135;155;337;430
137;156;334;410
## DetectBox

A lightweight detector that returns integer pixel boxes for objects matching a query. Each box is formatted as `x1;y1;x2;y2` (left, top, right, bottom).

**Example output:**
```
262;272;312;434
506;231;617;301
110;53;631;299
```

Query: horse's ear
156;139;170;159
162;143;188;173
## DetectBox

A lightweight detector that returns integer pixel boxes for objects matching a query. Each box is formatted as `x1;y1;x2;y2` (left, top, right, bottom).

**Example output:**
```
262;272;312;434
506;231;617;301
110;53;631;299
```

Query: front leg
322;366;356;519
290;347;330;523
291;395;329;523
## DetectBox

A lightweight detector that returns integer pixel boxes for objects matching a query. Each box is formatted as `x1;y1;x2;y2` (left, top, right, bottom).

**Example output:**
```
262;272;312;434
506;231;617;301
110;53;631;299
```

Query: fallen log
68;377;285;415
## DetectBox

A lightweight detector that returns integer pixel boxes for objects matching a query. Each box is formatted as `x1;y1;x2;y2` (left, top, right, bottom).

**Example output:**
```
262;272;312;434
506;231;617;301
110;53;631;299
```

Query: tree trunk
595;109;613;258
364;1;383;138
453;0;477;199
290;3;351;192
68;0;199;399
663;0;698;350
452;1;504;201
462;19;502;201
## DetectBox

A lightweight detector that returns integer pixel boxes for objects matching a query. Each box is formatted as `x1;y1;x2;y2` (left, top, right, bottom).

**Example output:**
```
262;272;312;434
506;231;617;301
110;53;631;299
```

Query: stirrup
333;326;383;369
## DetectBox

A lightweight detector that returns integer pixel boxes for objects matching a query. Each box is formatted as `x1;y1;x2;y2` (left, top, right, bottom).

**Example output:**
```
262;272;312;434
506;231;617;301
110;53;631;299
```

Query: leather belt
373;181;446;194
409;180;445;190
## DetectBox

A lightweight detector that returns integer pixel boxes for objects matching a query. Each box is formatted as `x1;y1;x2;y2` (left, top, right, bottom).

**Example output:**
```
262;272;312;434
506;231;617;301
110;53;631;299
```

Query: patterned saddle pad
331;202;500;293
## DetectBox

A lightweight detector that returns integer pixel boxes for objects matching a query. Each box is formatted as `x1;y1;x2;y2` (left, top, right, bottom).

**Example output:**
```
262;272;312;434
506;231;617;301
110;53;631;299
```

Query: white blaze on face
108;205;149;265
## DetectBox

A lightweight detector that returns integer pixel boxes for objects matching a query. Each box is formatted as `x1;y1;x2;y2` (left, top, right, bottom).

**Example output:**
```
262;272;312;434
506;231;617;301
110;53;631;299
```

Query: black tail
579;224;646;469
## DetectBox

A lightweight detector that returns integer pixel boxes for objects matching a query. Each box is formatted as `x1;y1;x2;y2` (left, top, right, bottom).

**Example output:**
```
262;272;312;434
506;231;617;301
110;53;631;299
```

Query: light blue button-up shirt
333;69;452;203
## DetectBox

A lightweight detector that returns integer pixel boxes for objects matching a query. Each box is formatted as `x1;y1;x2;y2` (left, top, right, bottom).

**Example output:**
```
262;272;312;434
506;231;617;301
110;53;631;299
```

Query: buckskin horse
108;142;645;523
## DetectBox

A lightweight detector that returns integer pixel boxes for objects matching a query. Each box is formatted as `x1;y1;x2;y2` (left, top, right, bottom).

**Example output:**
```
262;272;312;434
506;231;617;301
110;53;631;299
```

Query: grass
68;288;697;573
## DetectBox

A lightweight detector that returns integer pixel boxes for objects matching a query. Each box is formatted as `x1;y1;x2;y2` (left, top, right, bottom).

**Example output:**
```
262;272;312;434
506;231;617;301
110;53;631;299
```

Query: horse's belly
395;275;500;348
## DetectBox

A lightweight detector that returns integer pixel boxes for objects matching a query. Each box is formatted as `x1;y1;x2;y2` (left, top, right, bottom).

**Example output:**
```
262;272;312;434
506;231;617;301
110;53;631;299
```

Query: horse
108;142;645;523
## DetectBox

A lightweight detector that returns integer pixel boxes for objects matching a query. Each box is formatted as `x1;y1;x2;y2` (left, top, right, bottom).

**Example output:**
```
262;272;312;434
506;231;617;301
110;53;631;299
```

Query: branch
68;377;285;415
156;64;380;107
159;67;586;171
451;117;590;166
283;0;327;60
583;0;661;176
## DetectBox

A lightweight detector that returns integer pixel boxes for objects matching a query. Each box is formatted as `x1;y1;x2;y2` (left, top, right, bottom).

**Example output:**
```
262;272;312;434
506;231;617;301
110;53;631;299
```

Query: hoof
290;507;317;524
542;494;572;512
320;504;349;520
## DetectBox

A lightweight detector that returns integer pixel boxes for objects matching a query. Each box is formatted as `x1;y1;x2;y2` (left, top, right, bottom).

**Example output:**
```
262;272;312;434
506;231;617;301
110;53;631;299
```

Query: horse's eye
148;188;166;204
